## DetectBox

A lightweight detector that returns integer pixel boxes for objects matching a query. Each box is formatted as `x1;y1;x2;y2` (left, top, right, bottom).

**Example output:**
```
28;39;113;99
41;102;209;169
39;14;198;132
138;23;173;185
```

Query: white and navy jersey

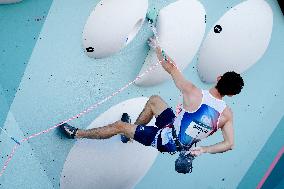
173;90;227;146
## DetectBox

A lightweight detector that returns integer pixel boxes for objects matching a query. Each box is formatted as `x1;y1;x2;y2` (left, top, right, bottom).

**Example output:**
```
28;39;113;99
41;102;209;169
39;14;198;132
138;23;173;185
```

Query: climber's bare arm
155;46;197;95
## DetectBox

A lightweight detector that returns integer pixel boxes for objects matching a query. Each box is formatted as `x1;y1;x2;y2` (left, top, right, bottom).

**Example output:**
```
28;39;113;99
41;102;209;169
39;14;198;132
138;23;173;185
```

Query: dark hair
216;71;244;96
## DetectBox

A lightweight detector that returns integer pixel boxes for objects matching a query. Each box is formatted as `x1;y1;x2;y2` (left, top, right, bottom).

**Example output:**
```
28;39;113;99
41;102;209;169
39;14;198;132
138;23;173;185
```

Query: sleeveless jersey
173;90;227;147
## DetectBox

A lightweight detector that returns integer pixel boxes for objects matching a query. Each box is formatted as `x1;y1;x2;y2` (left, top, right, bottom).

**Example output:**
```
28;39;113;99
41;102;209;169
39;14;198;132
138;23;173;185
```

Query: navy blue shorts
133;108;177;152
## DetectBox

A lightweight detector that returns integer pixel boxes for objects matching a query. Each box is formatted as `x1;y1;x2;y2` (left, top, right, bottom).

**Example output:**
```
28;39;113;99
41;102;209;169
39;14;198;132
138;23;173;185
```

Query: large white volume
197;0;273;83
135;0;206;87
60;97;158;189
82;0;148;58
0;0;22;4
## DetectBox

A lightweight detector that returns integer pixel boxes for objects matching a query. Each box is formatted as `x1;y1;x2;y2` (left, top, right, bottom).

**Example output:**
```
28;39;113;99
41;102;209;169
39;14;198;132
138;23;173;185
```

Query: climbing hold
82;0;148;58
197;0;273;83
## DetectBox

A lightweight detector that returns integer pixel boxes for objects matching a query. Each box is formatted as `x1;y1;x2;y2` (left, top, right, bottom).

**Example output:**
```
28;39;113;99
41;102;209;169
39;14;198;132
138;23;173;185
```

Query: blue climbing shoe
120;113;131;143
60;123;78;139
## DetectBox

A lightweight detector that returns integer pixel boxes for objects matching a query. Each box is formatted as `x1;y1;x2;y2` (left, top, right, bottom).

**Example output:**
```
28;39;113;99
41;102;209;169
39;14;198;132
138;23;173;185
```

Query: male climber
60;37;244;159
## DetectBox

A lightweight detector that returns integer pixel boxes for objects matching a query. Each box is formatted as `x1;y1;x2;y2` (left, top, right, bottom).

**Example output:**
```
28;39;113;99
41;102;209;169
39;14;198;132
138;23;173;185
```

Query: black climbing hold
214;25;222;33
278;0;283;14
86;47;94;52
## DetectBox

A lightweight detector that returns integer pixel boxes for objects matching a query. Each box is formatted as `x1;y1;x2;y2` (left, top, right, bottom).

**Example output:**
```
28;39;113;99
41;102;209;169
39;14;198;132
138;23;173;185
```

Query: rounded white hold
0;0;22;4
197;0;273;83
135;0;206;86
82;0;148;58
60;97;158;189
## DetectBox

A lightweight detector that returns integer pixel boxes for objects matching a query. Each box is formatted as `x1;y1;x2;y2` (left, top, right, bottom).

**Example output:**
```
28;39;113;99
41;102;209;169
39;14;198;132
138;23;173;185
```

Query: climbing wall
0;0;283;189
